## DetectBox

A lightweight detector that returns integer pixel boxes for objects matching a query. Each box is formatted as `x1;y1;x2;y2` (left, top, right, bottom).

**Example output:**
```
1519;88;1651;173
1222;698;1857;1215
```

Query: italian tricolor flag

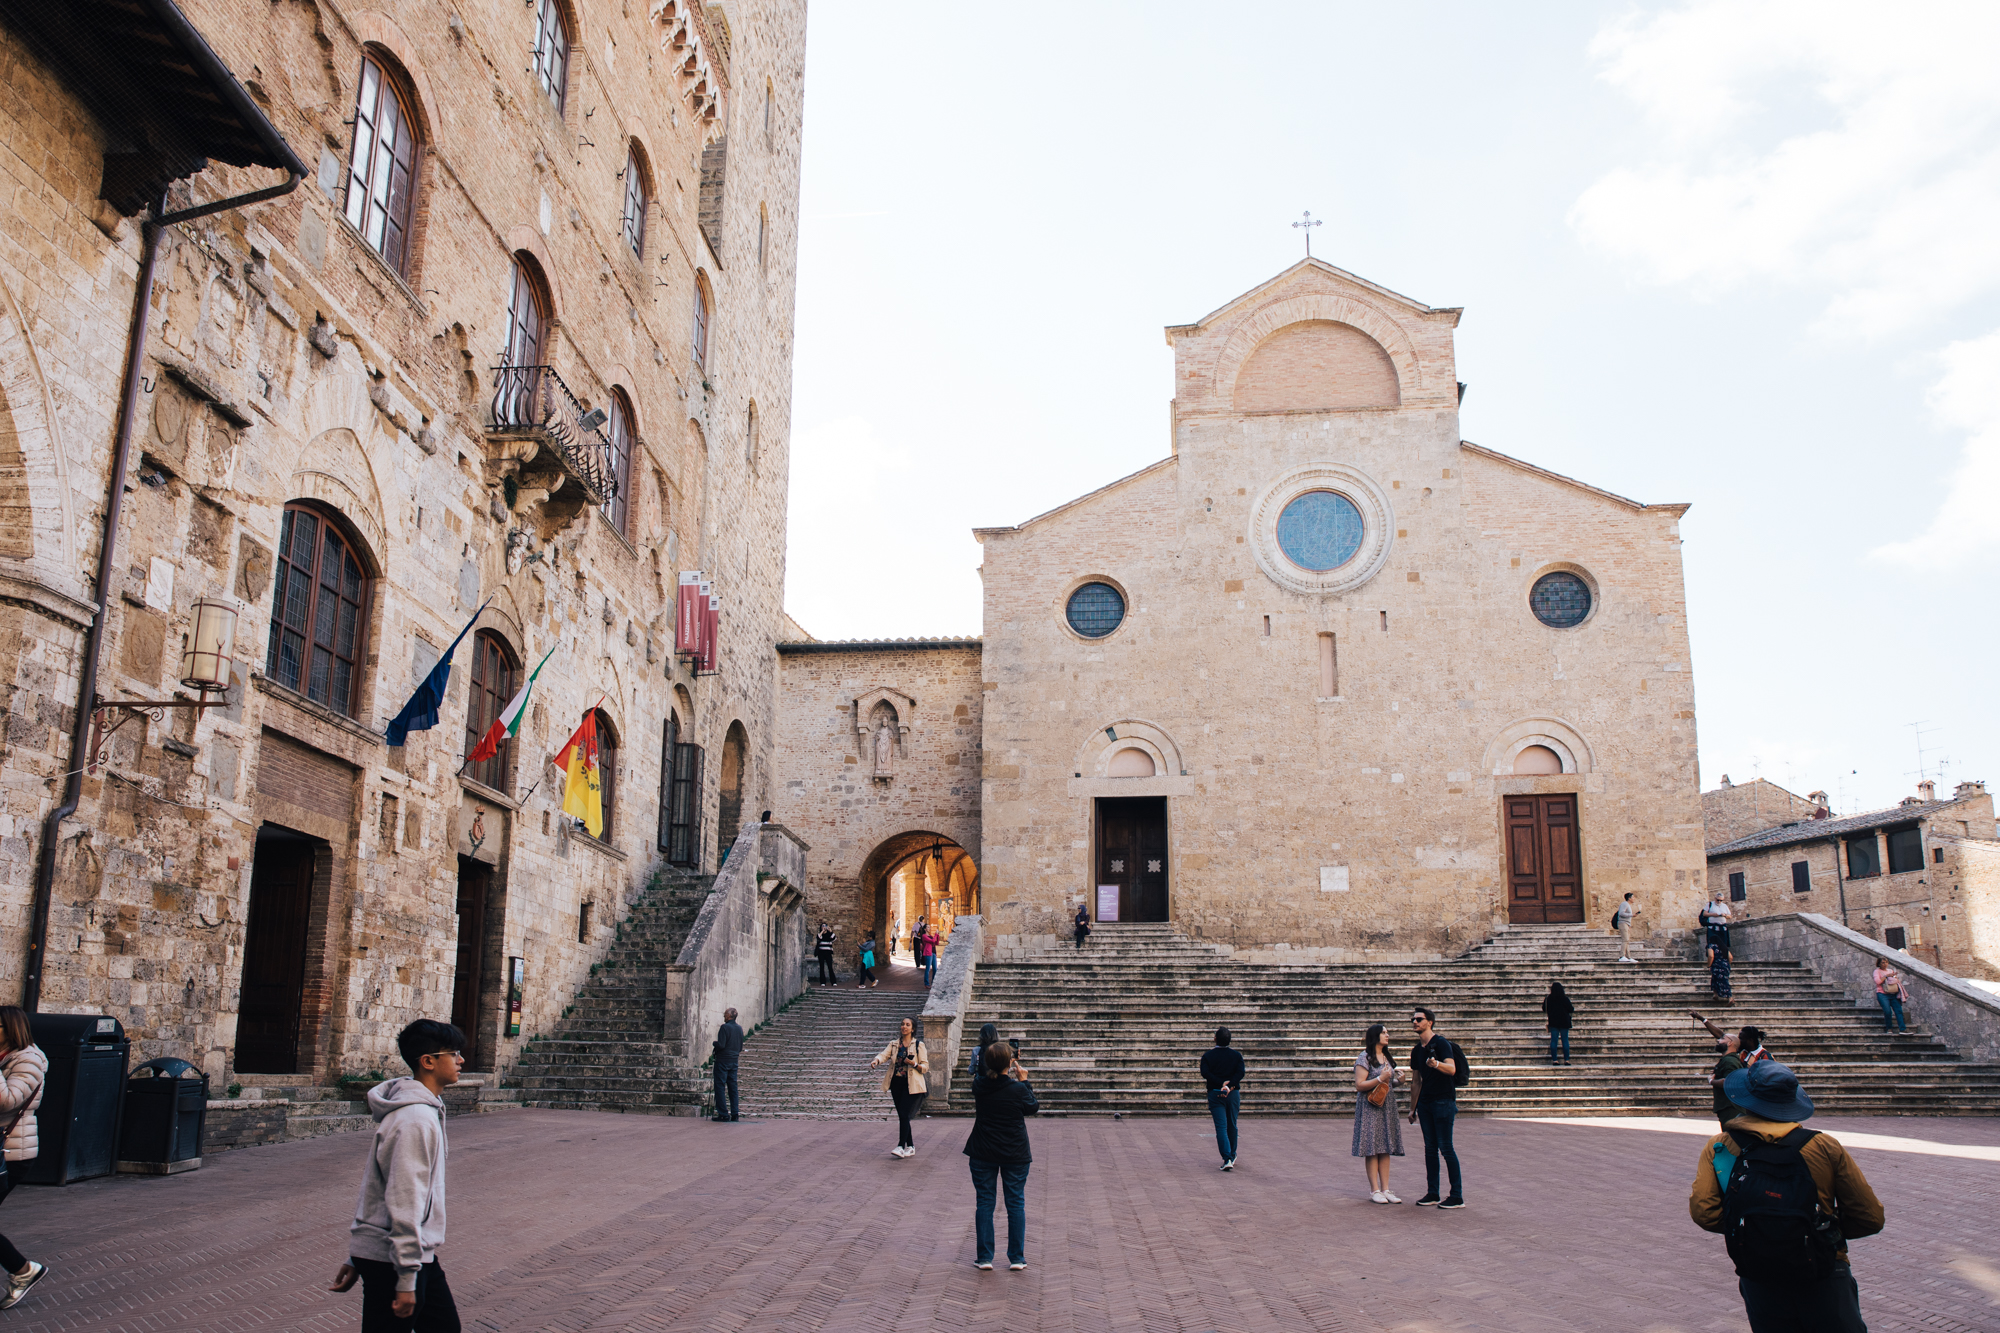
468;643;557;767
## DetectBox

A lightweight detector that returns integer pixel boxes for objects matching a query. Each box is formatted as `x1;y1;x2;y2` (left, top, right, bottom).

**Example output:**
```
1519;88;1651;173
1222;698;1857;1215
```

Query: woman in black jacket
963;1040;1038;1271
1542;982;1574;1065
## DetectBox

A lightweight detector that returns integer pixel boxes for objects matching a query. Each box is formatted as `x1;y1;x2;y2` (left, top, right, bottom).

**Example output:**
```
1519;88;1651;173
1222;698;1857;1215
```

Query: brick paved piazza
9;1110;1998;1333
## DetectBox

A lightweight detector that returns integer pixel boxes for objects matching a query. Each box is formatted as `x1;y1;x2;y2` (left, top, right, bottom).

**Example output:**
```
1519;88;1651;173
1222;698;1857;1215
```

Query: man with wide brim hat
1688;1061;1884;1333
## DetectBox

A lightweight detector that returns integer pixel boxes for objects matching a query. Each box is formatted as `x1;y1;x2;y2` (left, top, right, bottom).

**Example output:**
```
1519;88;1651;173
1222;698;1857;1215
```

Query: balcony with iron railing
484;364;620;533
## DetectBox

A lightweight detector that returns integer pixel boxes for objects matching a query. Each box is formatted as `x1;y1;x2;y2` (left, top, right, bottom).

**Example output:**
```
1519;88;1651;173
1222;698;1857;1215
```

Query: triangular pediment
1168;258;1456;339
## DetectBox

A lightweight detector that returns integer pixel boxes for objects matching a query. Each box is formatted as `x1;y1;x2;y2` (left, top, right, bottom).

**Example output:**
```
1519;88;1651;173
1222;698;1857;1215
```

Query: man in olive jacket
1688;1061;1884;1333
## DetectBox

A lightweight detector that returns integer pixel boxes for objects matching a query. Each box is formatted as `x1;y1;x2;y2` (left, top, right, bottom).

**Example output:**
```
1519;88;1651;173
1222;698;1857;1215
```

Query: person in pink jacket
0;1006;47;1310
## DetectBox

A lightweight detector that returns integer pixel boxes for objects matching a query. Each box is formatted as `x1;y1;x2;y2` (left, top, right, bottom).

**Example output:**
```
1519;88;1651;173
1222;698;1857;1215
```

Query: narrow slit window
578;900;593;943
1318;632;1337;696
1262;615;1271;637
1379;610;1388;632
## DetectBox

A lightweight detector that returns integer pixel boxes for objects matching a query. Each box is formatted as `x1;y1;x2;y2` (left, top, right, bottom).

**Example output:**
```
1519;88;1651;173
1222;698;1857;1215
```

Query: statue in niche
872;717;896;777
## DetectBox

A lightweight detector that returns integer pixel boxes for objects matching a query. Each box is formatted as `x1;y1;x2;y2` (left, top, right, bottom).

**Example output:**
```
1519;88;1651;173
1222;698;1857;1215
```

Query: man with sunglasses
1407;1008;1464;1209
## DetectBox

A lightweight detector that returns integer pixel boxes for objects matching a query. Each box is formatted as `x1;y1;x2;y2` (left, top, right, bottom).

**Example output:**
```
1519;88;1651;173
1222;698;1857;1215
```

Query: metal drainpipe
23;170;301;1011
1833;834;1848;929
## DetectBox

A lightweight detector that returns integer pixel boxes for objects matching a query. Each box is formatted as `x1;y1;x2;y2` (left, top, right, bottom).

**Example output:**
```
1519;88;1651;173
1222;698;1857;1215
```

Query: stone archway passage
860;831;979;956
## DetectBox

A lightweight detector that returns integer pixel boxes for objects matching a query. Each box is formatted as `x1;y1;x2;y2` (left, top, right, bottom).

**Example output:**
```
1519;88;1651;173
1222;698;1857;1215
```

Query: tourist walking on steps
916;923;939;987
964;1041;1038;1271
1613;892;1640;961
816;920;840;980
1351;1022;1404;1203
0;1007;47;1310
1542;982;1574;1065
1872;958;1908;1033
857;932;879;988
711;1008;744;1121
870;1016;930;1157
1702;895;1733;957
1708;935;1734;1004
1688;1060;1884;1333
1408;1007;1464;1208
1073;904;1091;950
330;1019;464;1333
1201;1027;1245;1171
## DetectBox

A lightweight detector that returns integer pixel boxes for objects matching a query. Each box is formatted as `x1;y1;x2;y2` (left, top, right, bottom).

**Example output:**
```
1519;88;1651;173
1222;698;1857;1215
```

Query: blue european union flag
386;599;490;746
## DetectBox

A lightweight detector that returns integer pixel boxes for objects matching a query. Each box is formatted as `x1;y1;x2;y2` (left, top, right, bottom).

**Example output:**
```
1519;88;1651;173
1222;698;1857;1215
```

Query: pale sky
784;1;2000;817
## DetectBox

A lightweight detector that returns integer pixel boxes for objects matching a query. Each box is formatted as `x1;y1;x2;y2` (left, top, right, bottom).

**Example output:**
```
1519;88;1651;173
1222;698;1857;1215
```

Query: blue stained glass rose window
1275;490;1365;572
1065;582;1125;638
1530;571;1592;628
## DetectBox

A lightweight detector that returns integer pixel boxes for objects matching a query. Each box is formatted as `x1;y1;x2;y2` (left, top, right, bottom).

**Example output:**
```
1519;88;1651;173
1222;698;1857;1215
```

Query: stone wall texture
972;260;1708;961
0;0;806;1084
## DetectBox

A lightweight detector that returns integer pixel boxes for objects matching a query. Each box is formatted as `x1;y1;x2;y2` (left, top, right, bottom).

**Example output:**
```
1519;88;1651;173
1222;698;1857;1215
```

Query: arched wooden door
1505;795;1584;923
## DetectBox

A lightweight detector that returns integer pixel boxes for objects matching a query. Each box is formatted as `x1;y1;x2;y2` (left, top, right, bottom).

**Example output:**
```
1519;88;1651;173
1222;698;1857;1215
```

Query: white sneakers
0;1262;44;1310
891;1145;911;1158
1382;1190;1401;1203
1370;1190;1389;1204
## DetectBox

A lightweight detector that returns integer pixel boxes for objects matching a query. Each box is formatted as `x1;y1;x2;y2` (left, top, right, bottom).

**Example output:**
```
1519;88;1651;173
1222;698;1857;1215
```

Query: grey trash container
117;1057;208;1174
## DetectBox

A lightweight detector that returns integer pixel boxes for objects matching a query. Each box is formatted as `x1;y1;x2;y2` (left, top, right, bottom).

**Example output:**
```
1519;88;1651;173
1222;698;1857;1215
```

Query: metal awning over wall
0;0;305;215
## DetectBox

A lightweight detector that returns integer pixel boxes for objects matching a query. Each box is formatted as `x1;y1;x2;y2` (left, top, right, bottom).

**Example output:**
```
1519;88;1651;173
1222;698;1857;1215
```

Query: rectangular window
578;900;593;943
1318;632;1336;696
1728;870;1745;902
1846;834;1881;878
1790;861;1810;894
1886;825;1923;874
1883;925;1906;950
1934;846;1944;863
668;740;705;866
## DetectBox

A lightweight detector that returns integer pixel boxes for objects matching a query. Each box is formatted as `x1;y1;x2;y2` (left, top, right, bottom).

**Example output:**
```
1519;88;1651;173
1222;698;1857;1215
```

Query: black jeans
816;954;836;984
353;1256;461;1333
0;1159;25;1272
1416;1098;1462;1198
1738;1263;1867;1332
890;1075;924;1148
713;1063;739;1119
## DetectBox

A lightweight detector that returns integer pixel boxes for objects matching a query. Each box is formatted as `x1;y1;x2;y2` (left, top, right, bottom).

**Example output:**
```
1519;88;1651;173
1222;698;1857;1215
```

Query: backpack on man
1719;1128;1842;1284
1446;1040;1471;1088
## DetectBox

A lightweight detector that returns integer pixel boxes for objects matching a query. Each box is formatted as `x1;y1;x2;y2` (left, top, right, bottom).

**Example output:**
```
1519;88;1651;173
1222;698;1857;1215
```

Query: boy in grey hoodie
330;1019;462;1331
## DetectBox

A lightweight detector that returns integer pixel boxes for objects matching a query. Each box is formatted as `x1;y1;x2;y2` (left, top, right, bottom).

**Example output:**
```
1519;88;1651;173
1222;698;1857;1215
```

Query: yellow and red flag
551;710;603;837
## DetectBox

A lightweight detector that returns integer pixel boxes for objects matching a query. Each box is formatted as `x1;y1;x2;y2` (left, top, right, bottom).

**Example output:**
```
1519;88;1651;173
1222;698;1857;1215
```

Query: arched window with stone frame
463;630;518;793
589;709;619;841
267;502;374;718
603;388;636;535
531;0;572;117
495;255;554;428
621;143;650;258
344;51;422;276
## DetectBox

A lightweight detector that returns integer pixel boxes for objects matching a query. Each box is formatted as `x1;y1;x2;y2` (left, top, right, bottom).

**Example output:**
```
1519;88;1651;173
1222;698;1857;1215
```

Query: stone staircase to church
503;868;718;1115
733;984;931;1119
963;921;2000;1117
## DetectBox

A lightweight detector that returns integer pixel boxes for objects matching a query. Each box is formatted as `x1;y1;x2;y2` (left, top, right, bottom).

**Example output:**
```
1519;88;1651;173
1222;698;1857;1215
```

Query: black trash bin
19;1015;129;1186
116;1058;208;1174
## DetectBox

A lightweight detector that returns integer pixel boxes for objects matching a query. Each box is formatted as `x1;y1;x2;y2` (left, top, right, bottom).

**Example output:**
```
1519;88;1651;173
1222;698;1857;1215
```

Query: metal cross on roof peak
1293;210;1323;257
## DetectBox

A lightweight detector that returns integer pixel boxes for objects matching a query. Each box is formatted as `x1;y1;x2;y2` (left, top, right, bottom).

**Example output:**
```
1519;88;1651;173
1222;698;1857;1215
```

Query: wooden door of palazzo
1504;794;1584;924
237;832;316;1074
1096;797;1169;922
452;856;492;1069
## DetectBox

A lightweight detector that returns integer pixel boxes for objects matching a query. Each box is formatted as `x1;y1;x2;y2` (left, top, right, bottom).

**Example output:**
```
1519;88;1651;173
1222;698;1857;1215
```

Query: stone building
1705;778;2000;979
771;636;983;956
777;259;1711;960
0;0;806;1084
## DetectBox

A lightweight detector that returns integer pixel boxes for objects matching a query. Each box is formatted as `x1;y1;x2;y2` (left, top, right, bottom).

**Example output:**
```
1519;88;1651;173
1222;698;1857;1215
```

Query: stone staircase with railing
963;921;2000;1117
733;984;931;1119
502;868;717;1115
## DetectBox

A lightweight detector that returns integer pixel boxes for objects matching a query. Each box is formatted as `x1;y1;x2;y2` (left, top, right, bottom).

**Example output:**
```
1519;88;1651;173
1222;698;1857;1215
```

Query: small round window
1275;490;1365;572
1065;582;1125;638
1530;572;1592;628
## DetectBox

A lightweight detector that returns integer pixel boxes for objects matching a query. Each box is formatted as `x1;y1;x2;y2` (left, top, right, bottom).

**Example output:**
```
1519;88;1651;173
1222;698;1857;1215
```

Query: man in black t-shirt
1408;1007;1464;1208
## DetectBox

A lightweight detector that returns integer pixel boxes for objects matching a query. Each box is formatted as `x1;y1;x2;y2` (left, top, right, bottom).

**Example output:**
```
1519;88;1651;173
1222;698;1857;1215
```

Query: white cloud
1571;0;2000;334
1872;331;2000;565
1573;1;2000;567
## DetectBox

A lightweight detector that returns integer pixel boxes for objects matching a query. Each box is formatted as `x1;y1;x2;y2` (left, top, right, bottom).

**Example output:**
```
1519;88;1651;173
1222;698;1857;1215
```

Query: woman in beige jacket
0;1006;46;1309
869;1017;930;1159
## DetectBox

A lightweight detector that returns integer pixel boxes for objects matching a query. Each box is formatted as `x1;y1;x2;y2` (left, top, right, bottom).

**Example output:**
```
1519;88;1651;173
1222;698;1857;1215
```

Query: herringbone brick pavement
2;1109;1995;1331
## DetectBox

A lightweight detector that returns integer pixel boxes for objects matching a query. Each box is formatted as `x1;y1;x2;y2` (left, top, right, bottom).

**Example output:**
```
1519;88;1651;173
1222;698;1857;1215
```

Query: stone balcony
483;364;620;537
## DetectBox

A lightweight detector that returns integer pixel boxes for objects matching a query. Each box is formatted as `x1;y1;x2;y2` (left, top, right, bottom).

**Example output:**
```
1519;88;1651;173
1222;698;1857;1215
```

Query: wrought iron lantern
179;597;239;690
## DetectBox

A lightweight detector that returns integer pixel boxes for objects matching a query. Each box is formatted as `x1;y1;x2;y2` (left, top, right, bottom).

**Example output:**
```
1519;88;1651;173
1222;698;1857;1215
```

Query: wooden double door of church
1505;794;1584;924
1095;797;1168;922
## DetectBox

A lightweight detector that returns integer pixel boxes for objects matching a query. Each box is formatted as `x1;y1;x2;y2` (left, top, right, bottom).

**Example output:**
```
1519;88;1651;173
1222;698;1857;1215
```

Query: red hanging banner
702;593;721;673
676;572;702;656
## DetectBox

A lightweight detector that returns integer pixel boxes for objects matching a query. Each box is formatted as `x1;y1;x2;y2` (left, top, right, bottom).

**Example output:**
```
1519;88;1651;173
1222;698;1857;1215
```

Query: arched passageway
858;831;978;958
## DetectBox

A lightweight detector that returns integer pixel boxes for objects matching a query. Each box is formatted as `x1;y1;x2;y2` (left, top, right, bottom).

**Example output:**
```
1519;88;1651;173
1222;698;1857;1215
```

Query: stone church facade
780;260;1709;960
0;0;804;1081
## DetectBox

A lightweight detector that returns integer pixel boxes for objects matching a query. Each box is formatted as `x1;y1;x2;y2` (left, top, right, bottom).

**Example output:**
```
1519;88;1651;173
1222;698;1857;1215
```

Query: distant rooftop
1707;798;1966;858
777;637;981;654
